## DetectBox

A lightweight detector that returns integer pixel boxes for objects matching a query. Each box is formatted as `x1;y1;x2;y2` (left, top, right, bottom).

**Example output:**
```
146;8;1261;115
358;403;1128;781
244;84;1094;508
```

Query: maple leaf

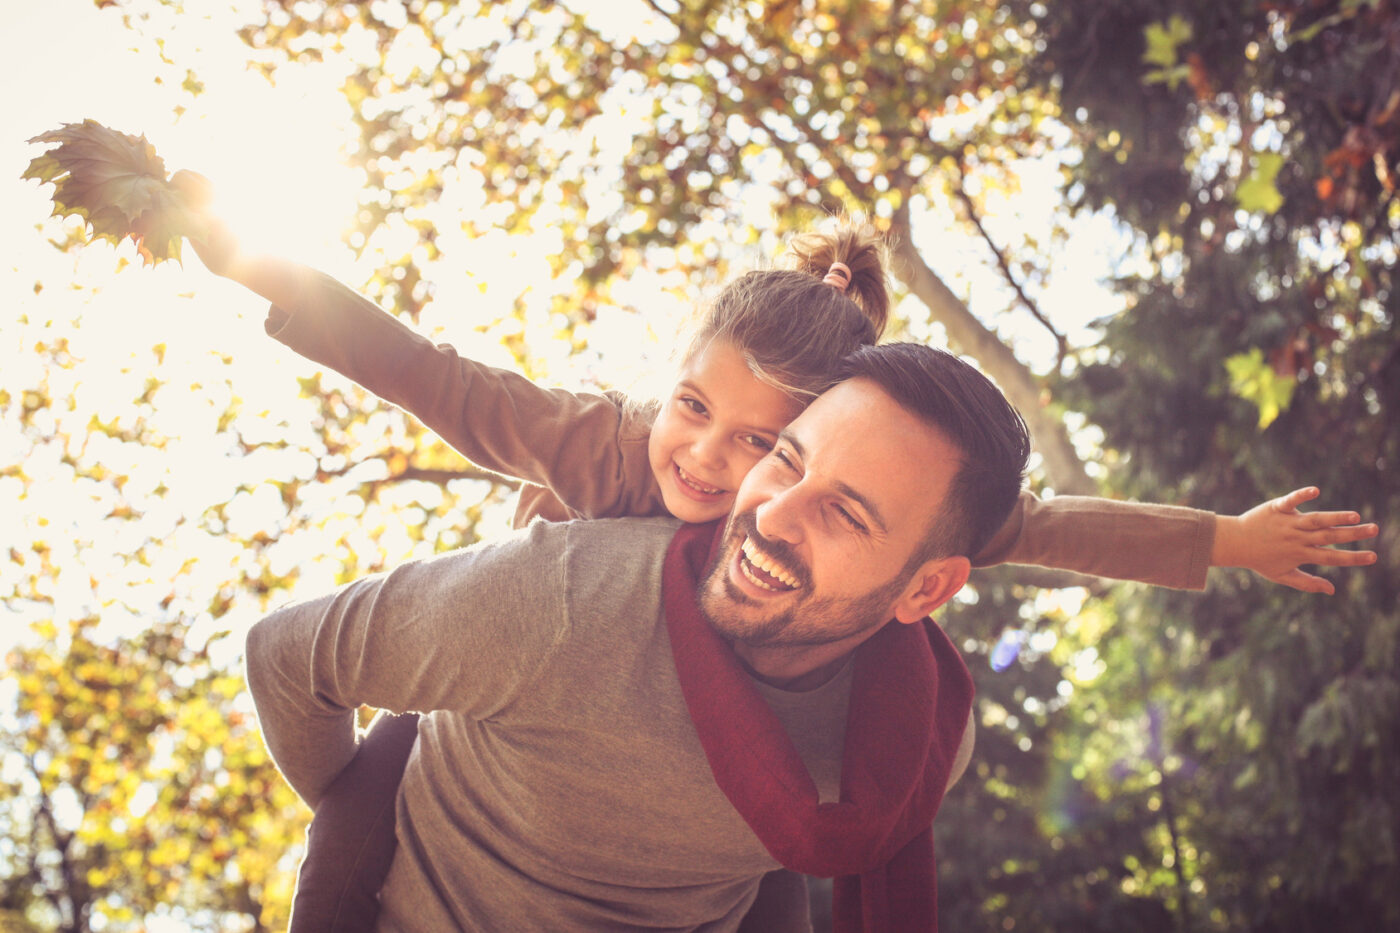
23;119;194;266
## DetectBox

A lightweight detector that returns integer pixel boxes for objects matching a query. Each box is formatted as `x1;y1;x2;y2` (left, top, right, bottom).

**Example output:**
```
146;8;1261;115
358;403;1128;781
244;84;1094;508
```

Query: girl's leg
738;869;813;933
288;711;419;933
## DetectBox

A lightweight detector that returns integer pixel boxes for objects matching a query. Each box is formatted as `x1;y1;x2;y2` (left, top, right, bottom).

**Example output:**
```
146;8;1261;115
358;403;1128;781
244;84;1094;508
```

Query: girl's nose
690;431;726;470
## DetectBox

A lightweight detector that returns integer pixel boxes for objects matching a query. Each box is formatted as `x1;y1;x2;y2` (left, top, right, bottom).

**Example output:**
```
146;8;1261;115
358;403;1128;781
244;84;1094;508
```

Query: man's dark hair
836;342;1031;563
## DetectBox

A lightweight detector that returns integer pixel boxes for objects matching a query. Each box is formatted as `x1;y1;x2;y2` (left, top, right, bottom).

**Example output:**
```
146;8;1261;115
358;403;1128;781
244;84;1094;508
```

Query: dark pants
288;712;418;933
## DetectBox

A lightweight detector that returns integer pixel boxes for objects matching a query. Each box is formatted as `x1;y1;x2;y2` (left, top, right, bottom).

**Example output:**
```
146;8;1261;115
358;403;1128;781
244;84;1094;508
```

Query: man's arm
243;521;572;806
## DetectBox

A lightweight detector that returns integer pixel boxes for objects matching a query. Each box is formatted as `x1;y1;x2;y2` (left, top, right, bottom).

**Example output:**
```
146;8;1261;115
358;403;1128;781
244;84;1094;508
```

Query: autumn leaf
22;119;193;266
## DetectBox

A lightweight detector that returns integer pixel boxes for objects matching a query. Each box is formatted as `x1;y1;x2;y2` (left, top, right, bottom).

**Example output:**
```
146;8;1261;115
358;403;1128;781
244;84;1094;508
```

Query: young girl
174;173;1374;931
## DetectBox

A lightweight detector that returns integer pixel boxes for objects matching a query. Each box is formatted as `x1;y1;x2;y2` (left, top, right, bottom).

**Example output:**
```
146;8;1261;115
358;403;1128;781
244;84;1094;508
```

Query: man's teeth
678;466;722;495
740;537;800;590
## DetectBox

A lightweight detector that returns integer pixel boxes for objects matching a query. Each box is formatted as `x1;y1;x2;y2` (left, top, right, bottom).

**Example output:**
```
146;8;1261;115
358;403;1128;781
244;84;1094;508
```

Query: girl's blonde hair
684;215;890;401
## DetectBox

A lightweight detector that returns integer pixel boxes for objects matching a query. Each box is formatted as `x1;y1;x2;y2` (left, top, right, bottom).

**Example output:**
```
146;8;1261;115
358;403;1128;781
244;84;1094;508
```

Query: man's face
699;378;968;677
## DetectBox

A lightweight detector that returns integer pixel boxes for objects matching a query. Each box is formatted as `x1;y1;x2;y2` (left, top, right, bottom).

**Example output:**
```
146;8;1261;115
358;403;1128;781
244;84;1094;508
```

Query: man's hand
1212;487;1379;594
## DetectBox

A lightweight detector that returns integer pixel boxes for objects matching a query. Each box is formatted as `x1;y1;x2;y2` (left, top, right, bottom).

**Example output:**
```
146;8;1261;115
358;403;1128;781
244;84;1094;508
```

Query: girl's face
648;338;806;523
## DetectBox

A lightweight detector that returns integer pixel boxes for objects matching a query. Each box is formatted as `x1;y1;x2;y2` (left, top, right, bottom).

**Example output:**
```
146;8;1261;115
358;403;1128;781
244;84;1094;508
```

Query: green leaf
1142;15;1193;68
1236;152;1286;214
1143;65;1192;89
1225;347;1296;429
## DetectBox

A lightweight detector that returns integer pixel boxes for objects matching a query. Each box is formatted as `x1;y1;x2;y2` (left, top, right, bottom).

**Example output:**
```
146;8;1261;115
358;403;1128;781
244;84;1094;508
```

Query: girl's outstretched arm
169;171;663;521
1211;486;1378;594
973;488;1377;593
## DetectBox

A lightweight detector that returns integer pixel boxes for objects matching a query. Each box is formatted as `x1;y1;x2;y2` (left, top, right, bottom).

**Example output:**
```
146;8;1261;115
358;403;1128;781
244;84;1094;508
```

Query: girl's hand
169;169;241;277
169;170;306;309
1212;487;1379;594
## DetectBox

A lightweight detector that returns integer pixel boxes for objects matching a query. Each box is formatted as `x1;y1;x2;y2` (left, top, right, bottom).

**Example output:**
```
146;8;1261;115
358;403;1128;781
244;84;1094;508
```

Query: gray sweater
246;516;849;931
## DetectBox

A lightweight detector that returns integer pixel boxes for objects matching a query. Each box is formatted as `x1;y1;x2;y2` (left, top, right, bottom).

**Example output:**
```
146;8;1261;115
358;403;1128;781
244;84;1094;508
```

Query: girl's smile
647;337;805;524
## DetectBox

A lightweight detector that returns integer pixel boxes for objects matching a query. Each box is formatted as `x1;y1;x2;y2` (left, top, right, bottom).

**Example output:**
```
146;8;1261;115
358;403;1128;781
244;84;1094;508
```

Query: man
245;342;1032;931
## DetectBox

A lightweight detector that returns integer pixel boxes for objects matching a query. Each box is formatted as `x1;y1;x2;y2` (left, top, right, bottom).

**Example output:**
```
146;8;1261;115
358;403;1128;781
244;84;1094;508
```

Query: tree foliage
2;619;301;932
2;222;513;930
6;0;1395;931
1032;1;1400;927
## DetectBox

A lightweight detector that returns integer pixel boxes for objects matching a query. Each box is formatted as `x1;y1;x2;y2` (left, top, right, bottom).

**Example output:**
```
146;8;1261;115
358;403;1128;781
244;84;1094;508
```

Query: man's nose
754;483;805;546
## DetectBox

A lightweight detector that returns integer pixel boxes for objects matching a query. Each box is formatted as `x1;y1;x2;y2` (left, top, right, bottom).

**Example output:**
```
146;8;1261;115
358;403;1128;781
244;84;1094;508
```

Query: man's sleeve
263;270;662;519
243;520;572;807
971;490;1216;590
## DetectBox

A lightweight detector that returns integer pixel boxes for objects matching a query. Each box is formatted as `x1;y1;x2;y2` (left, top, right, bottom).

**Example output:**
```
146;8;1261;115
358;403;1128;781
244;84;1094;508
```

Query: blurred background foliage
3;0;1396;930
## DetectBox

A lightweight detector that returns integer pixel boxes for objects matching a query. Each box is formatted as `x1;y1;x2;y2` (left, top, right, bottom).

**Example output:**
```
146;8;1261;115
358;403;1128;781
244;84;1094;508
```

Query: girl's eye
835;505;868;534
741;434;775;452
679;396;708;417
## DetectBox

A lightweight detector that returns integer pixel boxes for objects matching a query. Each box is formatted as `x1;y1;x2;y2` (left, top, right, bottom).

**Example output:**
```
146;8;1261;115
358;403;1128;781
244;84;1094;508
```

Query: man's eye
835;505;868;534
773;449;796;470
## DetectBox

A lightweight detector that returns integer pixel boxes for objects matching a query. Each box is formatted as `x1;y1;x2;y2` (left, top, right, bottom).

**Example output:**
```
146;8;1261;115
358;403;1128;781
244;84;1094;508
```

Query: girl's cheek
731;454;766;487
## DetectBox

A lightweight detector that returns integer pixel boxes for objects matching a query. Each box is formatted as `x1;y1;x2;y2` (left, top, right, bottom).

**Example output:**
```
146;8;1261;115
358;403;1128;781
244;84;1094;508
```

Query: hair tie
822;261;852;292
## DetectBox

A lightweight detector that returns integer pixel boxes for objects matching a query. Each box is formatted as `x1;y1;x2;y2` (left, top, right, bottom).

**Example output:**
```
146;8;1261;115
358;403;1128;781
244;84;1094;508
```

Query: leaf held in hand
22;119;191;266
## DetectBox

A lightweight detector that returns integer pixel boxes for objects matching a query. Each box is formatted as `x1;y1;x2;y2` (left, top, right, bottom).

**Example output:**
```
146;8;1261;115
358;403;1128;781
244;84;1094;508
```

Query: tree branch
315;458;521;491
888;199;1097;496
385;465;521;489
30;774;85;933
953;167;1070;364
994;566;1112;594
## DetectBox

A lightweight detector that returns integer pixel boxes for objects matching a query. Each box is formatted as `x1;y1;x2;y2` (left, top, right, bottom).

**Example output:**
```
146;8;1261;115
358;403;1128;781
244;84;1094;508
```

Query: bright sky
3;1;351;648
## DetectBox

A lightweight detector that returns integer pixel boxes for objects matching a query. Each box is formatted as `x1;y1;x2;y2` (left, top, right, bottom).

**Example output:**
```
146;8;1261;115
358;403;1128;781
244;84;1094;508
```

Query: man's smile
738;534;803;592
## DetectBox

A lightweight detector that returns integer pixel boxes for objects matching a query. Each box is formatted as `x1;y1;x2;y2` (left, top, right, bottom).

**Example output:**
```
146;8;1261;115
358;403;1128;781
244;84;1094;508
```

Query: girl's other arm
974;488;1377;592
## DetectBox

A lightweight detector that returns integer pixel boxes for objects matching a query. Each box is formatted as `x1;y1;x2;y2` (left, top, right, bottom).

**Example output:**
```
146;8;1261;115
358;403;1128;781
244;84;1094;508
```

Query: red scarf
662;520;974;933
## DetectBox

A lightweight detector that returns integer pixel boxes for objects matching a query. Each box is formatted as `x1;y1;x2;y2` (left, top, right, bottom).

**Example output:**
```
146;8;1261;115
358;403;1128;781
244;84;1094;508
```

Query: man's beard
698;509;908;649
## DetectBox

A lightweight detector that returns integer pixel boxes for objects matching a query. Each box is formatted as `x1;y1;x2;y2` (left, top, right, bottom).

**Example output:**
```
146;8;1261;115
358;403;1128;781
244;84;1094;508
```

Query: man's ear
893;555;971;624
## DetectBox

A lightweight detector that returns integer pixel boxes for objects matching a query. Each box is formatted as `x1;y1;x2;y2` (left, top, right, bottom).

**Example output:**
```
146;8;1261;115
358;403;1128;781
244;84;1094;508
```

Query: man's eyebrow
780;431;889;534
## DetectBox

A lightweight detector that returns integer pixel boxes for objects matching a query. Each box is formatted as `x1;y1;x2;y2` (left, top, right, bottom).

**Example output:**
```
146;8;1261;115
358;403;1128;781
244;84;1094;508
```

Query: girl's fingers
1309;544;1377;565
1312;522;1378;543
1300;510;1366;530
1275;486;1321;512
170;169;214;206
1278;568;1335;594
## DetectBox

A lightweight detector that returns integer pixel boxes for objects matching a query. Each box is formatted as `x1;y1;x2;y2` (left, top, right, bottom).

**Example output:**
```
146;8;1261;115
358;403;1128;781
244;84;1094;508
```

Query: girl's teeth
678;466;721;495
